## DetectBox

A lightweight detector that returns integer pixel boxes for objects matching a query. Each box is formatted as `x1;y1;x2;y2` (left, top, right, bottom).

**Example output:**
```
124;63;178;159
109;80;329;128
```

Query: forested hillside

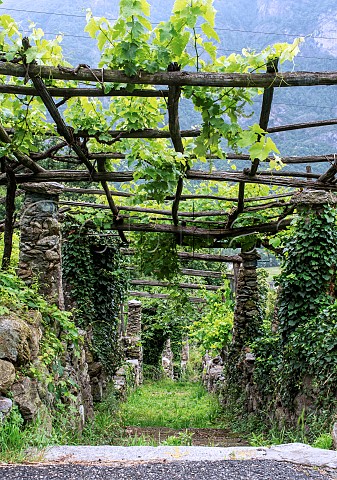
2;0;337;156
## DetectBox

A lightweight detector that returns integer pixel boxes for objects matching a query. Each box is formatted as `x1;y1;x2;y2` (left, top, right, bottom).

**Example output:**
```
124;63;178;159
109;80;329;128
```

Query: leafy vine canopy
0;0;304;270
0;0;303;193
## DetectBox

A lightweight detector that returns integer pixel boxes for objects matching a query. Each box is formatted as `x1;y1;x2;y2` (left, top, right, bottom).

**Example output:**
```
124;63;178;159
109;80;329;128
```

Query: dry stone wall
18;182;64;308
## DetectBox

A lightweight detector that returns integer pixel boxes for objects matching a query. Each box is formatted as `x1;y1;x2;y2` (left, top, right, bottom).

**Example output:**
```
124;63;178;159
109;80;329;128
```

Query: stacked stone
232;250;261;351
0;311;43;421
123;300;143;386
0;310;94;426
180;337;189;375
161;338;174;379
18;182;64;308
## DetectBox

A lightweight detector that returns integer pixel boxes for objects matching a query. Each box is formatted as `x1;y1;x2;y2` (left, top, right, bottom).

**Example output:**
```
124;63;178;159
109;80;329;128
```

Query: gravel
0;460;335;480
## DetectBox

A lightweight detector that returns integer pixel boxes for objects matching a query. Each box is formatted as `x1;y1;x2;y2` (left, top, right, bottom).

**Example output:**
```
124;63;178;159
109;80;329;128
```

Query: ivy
253;203;337;412
62;219;128;374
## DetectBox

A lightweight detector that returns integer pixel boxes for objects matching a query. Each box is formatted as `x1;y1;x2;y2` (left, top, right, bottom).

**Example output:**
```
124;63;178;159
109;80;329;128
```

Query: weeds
121;379;221;429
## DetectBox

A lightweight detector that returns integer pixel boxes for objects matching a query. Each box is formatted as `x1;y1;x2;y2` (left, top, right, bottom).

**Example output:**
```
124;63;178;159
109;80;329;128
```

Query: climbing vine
253;203;337;411
62;218;128;374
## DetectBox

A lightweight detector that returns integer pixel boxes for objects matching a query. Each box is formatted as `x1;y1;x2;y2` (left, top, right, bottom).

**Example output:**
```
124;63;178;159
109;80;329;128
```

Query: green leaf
201;22;220;42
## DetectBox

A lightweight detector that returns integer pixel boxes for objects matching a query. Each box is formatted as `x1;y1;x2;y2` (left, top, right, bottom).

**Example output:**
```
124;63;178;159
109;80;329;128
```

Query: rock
45;249;60;261
0;313;42;364
332;422;337;450
88;361;102;378
0;396;13;421
12;376;42;421
0;359;16;393
20;182;64;195
291;190;337;206
36;235;59;248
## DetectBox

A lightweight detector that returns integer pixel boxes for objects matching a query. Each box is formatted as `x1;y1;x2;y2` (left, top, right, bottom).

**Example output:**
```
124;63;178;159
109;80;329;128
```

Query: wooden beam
61;187;292;203
130;279;221;291
250;59;278;177
167;63;185;227
0;124;44;173
4;62;337;87
226;181;245;228
29;74;95;173
106;218;292;239
267;118;337;134
181;268;224;278
96;157;128;243
1;166;16;269
122;248;241;263
0;84;169;98
129;290;206;303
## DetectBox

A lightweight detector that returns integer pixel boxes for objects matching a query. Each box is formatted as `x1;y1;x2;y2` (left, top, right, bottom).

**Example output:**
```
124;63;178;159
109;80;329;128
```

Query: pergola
1;58;337;296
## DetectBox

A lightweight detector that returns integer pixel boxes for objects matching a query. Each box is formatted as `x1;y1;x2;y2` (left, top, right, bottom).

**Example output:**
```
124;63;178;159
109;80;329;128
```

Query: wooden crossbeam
4;62;337;87
2;169;331;191
129;291;206;303
102;218;292;239
130;279;221;291
61;187;292;203
122;248;241;263
0;84;169;98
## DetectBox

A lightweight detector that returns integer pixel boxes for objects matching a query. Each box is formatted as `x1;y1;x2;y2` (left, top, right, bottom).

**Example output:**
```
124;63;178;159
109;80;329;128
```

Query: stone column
18;182;64;308
180;337;189;375
124;300;143;385
161;338;174;379
225;248;261;410
231;249;261;352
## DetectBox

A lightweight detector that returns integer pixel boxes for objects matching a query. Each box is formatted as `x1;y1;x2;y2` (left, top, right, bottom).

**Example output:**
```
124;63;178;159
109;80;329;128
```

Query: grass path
121;379;222;429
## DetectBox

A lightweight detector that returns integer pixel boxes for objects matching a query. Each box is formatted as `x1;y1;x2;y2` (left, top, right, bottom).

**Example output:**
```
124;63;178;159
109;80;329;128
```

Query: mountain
1;0;337;161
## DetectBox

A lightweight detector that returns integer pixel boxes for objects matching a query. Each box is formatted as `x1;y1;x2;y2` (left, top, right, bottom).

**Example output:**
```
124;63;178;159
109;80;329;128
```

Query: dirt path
123;426;248;447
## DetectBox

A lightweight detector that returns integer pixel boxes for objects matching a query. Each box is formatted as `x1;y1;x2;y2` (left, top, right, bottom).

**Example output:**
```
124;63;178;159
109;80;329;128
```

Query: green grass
121;379;221;429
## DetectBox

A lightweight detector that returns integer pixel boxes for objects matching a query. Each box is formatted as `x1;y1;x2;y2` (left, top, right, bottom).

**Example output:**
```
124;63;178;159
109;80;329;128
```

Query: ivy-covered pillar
231;248;261;352
161;338;174;379
18;182;64;308
124;300;143;385
224;248;261;410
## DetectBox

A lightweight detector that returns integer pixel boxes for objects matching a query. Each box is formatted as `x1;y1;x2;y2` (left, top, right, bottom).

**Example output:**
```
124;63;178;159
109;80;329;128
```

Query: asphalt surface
0;461;335;480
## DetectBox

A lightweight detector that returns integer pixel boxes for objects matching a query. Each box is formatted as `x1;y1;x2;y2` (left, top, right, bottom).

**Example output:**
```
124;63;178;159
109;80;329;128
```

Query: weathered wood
129;290;206;303
122;248;241;263
130;279;221;291
97;158;128;243
3;62;337;88
63;149;336;165
1;167;16;269
250;59;278;176
167;63;185;227
226;181;245;228
29;74;95;173
0;84;169;98
0;123;44;173
61;187;291;203
317;156;337;183
108;218;292;239
181;268;224;278
2;168;332;191
267;118;337;134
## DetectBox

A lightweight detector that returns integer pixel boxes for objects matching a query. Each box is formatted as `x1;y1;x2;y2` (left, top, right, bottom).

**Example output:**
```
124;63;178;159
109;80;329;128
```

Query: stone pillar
124;300;143;385
18;182;64;308
231;249;261;352
225;248;261;410
161;338;174;379
180;337;189;375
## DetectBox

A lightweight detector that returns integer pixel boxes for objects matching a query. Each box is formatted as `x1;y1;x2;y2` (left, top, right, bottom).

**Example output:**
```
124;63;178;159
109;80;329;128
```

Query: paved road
0;461;335;480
